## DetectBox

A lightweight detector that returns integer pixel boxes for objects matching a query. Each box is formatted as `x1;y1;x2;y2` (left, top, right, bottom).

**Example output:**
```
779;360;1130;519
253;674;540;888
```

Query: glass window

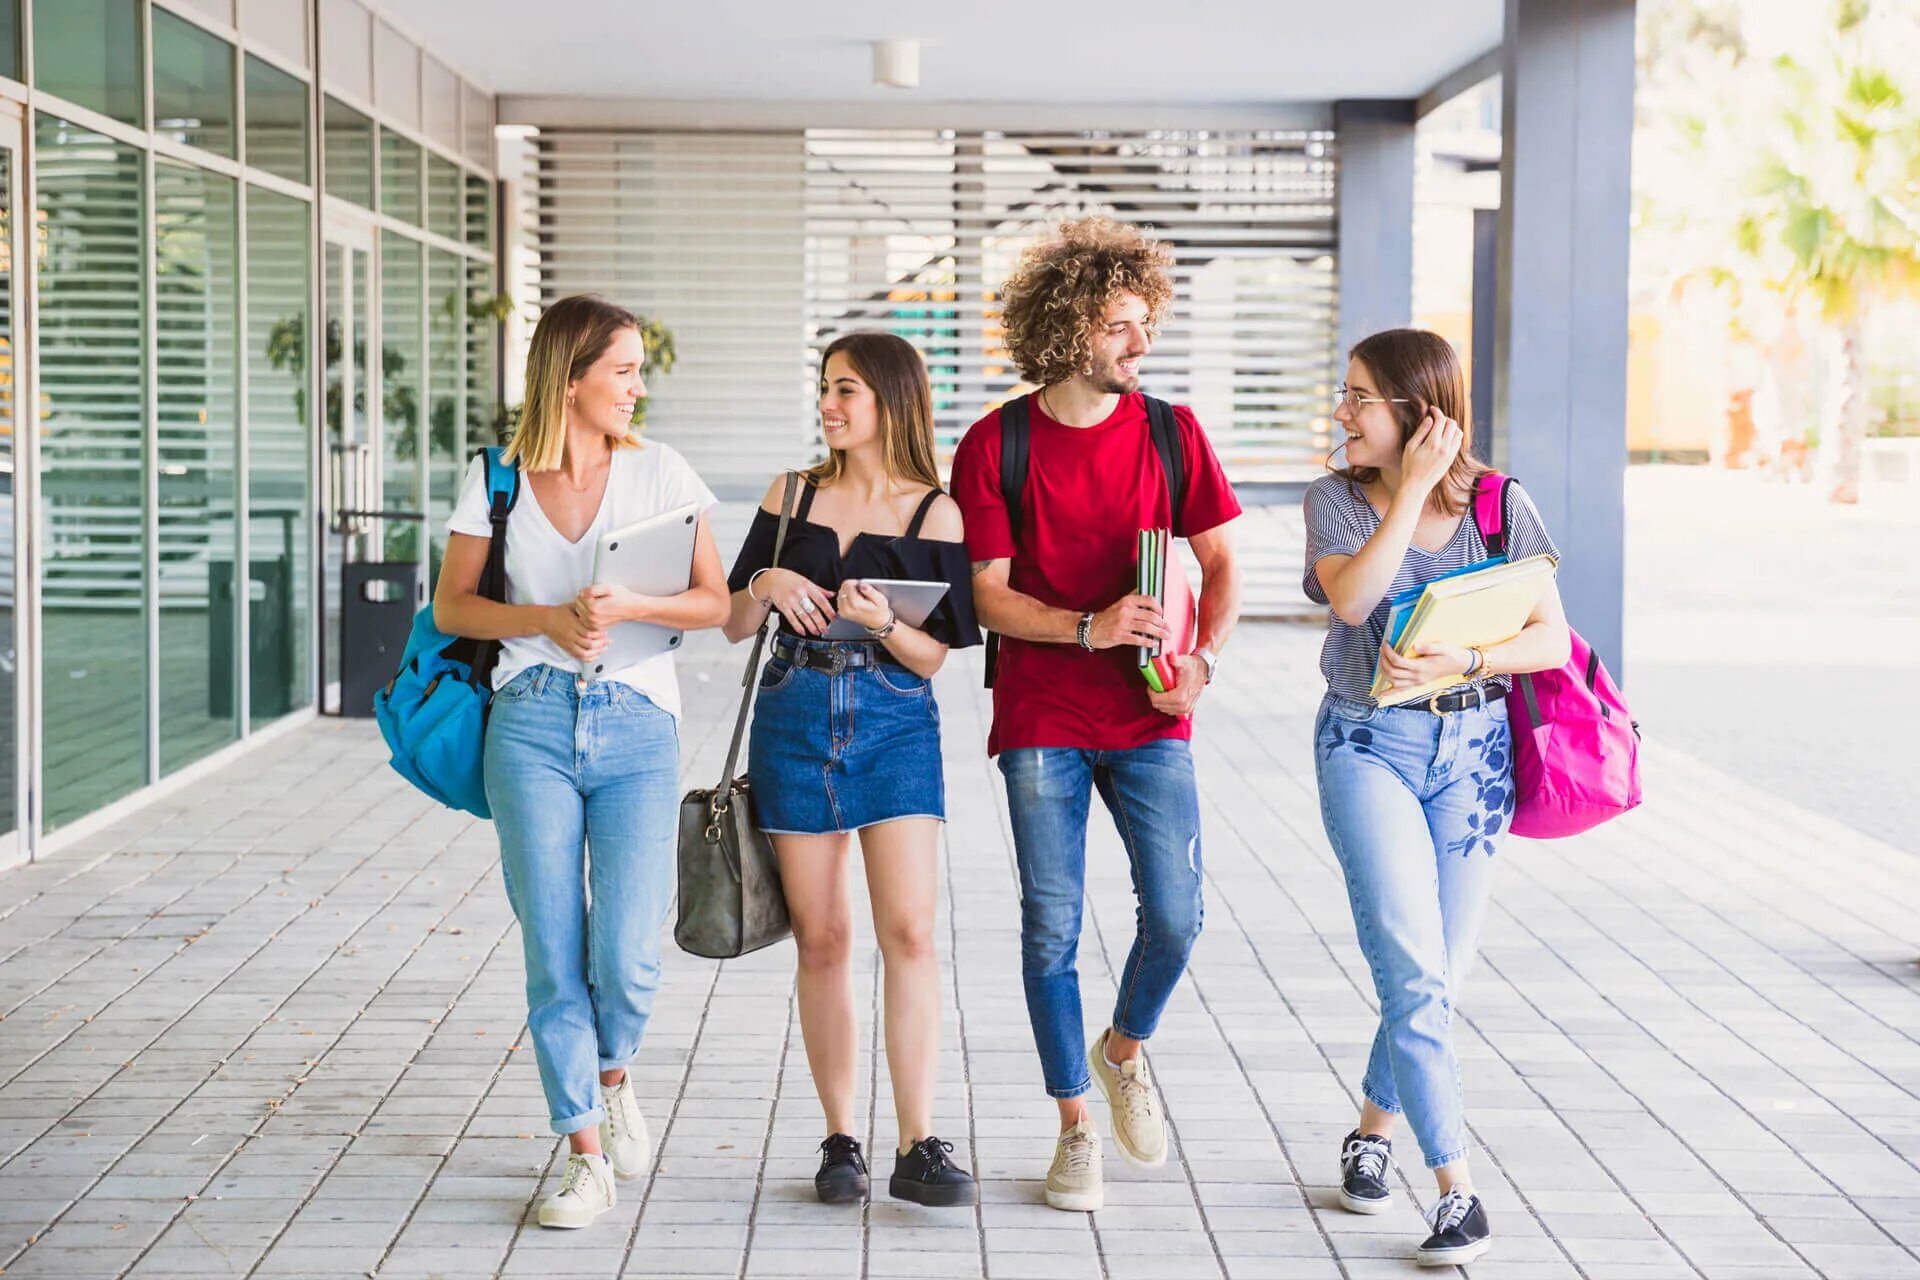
379;233;422;563
323;96;373;208
35;115;147;828
246;187;313;726
155;160;240;774
33;0;142;127
465;256;498;450
380;127;422;225
153;6;235;158
427;153;459;242
464;171;491;249
427;248;461;578
0;0;20;82
245;55;309;186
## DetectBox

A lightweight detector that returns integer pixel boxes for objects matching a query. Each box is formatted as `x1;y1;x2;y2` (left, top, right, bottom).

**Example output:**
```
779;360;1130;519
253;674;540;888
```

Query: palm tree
1728;3;1920;502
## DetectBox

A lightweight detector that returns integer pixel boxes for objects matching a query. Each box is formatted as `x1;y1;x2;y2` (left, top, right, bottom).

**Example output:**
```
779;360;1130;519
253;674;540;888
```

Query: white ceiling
378;0;1504;106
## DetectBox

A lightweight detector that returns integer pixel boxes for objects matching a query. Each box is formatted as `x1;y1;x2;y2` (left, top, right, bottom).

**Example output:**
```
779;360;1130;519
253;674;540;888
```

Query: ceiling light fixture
873;39;920;90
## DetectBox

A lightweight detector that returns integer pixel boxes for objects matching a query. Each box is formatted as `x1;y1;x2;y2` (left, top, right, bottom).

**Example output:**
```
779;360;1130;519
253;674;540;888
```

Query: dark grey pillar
1471;207;1499;461
1334;100;1416;362
1493;0;1636;676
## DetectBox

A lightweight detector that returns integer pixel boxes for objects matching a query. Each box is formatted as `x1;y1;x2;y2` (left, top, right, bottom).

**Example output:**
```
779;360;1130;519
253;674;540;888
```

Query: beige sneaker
598;1078;651;1181
537;1152;616;1228
1088;1029;1167;1168
1046;1118;1103;1212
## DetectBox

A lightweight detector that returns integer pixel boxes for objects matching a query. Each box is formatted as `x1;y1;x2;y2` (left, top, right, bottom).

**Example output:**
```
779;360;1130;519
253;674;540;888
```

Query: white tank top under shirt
445;441;717;719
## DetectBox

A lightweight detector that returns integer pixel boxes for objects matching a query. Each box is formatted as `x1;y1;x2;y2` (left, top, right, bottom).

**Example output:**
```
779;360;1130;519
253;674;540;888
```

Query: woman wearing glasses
1302;328;1570;1268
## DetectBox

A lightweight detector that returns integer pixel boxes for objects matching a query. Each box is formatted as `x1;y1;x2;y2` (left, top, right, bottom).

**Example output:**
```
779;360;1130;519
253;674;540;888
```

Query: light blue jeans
484;665;679;1135
1312;691;1513;1169
998;739;1205;1099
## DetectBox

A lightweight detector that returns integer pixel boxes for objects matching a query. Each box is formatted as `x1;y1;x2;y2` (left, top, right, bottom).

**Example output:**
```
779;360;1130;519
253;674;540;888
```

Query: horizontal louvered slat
532;125;1339;494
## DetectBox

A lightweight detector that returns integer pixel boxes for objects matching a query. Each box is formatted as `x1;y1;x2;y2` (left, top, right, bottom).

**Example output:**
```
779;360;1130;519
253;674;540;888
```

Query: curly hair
996;217;1175;386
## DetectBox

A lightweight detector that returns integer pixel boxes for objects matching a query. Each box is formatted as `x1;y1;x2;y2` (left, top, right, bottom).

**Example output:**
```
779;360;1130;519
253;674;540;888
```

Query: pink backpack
1473;473;1643;838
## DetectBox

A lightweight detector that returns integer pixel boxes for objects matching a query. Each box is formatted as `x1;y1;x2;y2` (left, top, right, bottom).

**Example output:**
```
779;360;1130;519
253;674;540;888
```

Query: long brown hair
807;332;941;490
1338;328;1488;517
507;294;643;472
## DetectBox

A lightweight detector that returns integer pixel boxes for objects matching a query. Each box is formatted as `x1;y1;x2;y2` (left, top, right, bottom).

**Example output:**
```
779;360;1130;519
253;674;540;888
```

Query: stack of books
1135;528;1196;691
1370;553;1558;703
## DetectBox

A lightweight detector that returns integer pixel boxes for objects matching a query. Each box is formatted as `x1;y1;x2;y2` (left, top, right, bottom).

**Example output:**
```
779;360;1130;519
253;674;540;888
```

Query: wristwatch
1076;612;1095;651
1194;646;1219;683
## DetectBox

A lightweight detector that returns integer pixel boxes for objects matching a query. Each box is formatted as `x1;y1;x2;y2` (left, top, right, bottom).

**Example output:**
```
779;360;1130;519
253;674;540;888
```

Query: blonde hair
806;332;941;491
997;216;1175;386
507;294;644;472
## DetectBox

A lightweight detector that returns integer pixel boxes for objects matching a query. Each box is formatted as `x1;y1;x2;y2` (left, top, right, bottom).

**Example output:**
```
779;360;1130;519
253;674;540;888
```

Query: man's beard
1091;357;1142;395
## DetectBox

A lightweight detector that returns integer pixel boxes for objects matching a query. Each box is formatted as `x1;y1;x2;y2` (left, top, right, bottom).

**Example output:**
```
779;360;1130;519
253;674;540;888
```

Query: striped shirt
1302;473;1560;705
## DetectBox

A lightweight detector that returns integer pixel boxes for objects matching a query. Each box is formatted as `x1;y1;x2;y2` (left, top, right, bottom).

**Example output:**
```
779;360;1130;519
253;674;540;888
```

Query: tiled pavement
3;624;1919;1280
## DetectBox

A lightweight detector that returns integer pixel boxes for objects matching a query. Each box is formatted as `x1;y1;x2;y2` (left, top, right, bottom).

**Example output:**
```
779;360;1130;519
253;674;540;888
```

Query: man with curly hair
950;216;1243;1211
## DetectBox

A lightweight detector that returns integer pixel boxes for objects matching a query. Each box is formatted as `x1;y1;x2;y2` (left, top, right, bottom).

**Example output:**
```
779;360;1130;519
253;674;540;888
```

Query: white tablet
819;579;951;640
584;502;700;677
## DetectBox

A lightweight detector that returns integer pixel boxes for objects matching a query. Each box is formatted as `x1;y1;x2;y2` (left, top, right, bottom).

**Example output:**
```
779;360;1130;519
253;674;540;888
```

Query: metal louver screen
533;126;1338;491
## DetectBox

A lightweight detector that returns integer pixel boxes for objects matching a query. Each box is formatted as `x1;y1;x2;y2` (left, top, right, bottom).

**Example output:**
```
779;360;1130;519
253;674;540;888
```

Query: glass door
319;224;375;714
0;102;24;862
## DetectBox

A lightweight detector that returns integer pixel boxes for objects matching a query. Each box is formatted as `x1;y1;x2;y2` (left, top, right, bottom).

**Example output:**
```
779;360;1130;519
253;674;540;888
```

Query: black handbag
674;471;799;959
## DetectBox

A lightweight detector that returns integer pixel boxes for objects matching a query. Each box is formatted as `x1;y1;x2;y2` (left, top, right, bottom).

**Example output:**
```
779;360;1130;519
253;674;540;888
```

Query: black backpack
983;392;1188;687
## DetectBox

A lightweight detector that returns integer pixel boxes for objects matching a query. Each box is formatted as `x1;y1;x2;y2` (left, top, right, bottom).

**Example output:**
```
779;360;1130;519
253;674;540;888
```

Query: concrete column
1493;0;1636;675
1334;99;1416;362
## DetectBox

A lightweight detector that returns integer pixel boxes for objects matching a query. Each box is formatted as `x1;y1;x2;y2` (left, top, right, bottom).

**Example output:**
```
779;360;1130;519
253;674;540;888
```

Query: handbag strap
716;470;800;791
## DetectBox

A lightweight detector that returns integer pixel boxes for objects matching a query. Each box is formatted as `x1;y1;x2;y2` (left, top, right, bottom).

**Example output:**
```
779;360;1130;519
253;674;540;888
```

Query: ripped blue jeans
1313;692;1512;1169
998;739;1204;1099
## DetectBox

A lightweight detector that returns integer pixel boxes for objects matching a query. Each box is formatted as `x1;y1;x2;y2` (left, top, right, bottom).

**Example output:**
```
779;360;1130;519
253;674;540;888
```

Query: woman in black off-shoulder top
721;331;979;1208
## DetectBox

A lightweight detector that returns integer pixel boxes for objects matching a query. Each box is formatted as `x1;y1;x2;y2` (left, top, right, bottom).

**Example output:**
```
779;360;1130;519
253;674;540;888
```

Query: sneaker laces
557;1153;597;1199
605;1082;638;1139
1057;1126;1097;1175
912;1136;956;1174
1114;1058;1158;1128
819;1133;861;1161
1342;1134;1390;1182
1428;1188;1474;1235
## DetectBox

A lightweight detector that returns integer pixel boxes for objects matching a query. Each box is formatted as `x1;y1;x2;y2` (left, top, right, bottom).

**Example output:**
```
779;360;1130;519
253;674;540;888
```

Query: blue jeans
998;739;1204;1099
484;665;680;1135
1313;692;1512;1169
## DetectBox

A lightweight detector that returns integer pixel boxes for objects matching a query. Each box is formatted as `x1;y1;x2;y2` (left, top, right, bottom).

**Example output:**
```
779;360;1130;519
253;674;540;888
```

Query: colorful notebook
1370;554;1558;703
1136;528;1196;692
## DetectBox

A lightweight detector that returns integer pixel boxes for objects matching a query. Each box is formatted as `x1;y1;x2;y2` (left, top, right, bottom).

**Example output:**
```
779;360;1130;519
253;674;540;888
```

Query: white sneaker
537;1152;616;1229
1046;1118;1104;1212
598;1077;651;1181
1088;1029;1167;1168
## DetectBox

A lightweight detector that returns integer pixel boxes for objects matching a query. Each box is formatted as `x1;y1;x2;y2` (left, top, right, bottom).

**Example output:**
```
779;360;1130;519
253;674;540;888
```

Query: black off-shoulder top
726;478;981;649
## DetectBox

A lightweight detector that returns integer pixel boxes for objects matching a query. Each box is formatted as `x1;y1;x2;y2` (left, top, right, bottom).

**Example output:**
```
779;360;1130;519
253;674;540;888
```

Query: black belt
772;637;904;675
1408;683;1507;714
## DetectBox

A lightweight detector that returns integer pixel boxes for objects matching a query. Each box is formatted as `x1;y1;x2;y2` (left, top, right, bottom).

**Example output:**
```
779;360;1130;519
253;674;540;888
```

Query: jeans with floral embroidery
1312;691;1512;1169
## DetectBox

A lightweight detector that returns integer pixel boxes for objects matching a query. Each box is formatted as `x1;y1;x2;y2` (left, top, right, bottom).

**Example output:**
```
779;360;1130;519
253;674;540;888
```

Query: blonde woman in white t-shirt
434;294;730;1230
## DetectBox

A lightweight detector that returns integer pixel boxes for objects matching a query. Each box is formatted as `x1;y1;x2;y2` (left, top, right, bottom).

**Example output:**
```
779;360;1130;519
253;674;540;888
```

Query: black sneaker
1337;1128;1393;1214
888;1136;977;1207
814;1133;868;1204
1416;1189;1491;1267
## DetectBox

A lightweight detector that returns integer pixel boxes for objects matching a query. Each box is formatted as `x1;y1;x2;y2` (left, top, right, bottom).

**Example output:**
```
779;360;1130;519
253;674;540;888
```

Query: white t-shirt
446;441;717;719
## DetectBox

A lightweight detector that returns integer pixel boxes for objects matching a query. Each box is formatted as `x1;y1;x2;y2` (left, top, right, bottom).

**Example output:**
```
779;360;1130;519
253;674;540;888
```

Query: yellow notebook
1369;555;1557;703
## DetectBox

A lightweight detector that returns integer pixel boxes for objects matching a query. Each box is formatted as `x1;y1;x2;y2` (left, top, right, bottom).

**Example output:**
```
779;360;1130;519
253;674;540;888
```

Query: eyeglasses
1336;383;1411;411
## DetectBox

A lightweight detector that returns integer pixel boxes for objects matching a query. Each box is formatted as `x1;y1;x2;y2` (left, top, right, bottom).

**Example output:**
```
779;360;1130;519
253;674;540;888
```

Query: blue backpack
373;447;519;817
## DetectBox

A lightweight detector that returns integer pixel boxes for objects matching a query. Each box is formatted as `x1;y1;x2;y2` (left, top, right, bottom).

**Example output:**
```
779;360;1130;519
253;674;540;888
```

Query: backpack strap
984;396;1034;689
470;447;522;684
1142;395;1188;529
1471;470;1514;558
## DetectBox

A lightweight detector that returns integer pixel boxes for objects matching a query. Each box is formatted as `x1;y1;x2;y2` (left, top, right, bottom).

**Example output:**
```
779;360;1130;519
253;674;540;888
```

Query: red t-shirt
950;394;1243;756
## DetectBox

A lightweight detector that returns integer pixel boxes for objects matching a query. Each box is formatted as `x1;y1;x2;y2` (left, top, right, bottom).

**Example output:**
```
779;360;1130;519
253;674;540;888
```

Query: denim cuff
1047;1078;1092;1101
1425;1144;1470;1171
552;1105;606;1136
1361;1080;1403;1115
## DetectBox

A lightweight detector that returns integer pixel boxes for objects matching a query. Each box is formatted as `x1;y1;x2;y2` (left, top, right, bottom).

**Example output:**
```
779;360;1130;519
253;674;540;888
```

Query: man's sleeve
1171;405;1243;539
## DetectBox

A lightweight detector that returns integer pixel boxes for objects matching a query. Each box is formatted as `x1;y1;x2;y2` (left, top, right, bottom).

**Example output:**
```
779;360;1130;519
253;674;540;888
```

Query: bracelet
867;610;897;640
1465;645;1489;678
745;567;774;605
1076;612;1095;652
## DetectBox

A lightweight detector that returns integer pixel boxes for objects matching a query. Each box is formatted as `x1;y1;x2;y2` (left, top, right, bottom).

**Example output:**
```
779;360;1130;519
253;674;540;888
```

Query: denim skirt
747;640;944;834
